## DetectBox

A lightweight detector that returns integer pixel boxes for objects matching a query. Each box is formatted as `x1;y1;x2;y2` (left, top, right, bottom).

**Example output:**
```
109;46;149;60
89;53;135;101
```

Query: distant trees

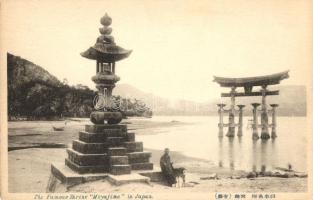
8;81;95;120
111;96;153;118
7;53;152;120
8;81;152;120
7;53;95;120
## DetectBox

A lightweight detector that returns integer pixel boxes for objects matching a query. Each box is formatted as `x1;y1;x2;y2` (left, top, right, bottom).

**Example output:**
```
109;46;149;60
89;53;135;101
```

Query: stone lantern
81;13;132;124
57;14;153;177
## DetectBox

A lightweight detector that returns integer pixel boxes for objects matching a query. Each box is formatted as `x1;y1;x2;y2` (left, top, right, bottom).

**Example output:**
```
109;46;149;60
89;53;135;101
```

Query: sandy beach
8;117;308;193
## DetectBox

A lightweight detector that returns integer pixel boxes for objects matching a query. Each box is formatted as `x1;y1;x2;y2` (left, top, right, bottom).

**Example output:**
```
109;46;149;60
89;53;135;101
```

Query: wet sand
8;148;307;193
7;118;307;193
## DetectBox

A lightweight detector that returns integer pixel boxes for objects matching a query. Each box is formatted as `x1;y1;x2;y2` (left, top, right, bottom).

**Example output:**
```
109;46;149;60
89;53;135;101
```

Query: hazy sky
2;0;312;102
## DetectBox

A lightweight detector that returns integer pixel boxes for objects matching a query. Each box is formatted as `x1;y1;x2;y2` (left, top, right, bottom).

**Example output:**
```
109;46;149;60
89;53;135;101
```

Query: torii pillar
270;104;279;139
237;104;245;137
226;87;236;137
251;103;260;140
260;85;270;140
217;103;226;137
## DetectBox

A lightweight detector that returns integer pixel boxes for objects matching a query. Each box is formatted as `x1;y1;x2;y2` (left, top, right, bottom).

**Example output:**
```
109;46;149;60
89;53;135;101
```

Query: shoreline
7;118;308;193
8;147;307;193
7;113;308;122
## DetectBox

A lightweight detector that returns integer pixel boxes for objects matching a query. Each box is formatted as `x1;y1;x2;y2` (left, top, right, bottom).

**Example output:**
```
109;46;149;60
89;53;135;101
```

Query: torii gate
213;71;289;140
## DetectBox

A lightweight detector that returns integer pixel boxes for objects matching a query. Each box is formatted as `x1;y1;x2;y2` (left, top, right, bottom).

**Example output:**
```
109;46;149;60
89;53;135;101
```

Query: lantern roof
81;13;132;62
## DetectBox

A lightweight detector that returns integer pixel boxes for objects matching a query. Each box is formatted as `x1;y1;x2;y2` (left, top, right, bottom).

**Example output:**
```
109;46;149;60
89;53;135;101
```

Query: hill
114;84;306;116
7;53;306;118
7;53;152;120
7;53;95;120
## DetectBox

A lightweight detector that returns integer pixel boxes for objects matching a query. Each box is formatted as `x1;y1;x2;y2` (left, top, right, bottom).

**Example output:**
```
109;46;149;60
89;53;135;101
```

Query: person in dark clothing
160;148;177;187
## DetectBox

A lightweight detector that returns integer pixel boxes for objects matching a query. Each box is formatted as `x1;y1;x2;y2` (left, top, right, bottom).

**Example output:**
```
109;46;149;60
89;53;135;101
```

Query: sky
2;0;312;102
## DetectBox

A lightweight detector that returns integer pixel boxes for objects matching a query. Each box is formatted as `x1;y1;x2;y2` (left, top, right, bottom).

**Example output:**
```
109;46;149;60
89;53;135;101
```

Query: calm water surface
135;116;307;172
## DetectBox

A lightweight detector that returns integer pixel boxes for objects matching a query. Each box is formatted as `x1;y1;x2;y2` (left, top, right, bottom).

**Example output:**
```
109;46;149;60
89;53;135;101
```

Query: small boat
52;121;67;131
52;126;65;131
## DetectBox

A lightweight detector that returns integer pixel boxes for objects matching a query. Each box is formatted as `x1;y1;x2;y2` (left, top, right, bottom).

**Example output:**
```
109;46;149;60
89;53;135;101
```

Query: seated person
160;148;177;187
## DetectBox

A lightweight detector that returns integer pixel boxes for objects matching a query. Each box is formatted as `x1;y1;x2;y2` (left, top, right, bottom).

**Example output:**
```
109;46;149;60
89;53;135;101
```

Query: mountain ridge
114;84;306;116
7;52;306;117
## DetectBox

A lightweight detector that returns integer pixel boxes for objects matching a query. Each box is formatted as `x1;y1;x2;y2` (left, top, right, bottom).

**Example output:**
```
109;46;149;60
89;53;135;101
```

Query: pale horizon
2;0;312;102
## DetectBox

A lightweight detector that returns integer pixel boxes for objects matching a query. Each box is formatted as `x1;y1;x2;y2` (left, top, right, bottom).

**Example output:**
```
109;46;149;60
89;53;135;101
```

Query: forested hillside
7;53;152;120
7;53;95;120
7;53;305;119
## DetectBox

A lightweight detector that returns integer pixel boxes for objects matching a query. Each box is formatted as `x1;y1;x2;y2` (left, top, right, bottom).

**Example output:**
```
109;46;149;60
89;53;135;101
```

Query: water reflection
237;137;243;169
271;139;277;169
228;137;235;170
217;137;278;172
252;140;258;172
251;139;277;172
218;137;223;167
260;140;268;172
217;137;236;170
139;116;306;172
238;137;242;145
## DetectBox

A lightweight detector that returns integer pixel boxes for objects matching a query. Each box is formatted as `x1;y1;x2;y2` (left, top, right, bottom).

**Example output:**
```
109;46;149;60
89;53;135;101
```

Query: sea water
135;116;307;172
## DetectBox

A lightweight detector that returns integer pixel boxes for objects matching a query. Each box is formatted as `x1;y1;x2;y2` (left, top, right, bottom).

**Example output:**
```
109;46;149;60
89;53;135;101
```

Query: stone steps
127;152;151;164
72;140;107;154
79;131;134;143
126;132;135;142
79;131;107;143
65;124;153;176
123;141;143;153
108;147;127;156
106;137;124;147
67;148;108;166
131;163;154;170
65;158;109;174
82;129;125;137
110;164;131;175
109;156;129;165
85;124;127;133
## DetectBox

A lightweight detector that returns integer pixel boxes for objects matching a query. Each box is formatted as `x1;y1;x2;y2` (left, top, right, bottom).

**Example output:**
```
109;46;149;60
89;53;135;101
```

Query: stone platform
107;174;150;186
51;162;109;188
50;162;163;189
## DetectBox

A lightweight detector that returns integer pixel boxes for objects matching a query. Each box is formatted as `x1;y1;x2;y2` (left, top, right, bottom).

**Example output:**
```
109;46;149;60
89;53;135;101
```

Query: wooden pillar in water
270;104;279;139
237;105;245;137
217;104;226;137
260;85;270;139
251;103;260;140
226;87;236;137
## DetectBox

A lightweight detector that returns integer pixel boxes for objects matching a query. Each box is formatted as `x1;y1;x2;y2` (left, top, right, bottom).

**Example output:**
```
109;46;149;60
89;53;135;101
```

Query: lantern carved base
90;111;123;125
